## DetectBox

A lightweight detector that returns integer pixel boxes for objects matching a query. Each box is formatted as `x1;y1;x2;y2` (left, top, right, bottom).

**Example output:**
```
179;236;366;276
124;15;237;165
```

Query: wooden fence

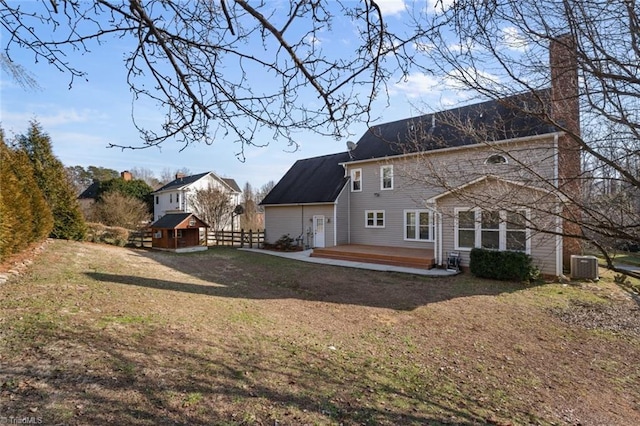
128;229;265;249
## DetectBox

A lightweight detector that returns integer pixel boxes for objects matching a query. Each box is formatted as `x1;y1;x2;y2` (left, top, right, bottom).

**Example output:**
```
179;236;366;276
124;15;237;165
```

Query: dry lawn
1;240;639;425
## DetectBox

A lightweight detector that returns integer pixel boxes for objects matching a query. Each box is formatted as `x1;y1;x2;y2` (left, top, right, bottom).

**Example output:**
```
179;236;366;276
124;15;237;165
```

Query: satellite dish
346;141;357;151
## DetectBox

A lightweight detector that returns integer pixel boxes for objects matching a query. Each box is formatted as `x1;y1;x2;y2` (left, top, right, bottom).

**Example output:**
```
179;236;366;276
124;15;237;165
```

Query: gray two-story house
261;37;581;277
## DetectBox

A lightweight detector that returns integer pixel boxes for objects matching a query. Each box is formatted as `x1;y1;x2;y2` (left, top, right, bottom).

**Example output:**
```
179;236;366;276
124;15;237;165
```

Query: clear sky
0;1;472;189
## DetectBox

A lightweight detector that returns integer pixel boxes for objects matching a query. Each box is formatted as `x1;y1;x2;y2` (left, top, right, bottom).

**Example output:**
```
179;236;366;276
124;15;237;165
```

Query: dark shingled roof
222;178;241;193
262;91;556;206
349;89;554;161
78;181;100;199
261;152;351;205
154;172;241;193
154;172;210;192
150;213;193;229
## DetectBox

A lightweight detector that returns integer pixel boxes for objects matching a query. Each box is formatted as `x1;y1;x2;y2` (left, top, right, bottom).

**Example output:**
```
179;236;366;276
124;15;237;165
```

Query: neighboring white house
152;171;242;230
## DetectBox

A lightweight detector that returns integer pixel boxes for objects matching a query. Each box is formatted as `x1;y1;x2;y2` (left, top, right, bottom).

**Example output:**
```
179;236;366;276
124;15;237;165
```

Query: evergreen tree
16;121;86;240
0;131;53;259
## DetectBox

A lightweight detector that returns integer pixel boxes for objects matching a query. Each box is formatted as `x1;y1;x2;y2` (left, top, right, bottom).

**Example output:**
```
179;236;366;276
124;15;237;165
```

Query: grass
1;240;639;425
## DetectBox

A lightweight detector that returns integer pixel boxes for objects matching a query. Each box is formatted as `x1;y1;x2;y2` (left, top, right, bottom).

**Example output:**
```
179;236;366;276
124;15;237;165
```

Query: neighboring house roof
154;172;210;192
261;152;351;205
153;172;240;193
349;89;555;161
78;181;100;200
150;212;209;229
222;178;241;193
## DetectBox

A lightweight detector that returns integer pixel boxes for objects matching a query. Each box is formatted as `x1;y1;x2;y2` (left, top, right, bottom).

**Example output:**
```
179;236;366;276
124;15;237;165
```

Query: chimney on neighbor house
550;34;582;269
175;172;186;181
121;170;133;181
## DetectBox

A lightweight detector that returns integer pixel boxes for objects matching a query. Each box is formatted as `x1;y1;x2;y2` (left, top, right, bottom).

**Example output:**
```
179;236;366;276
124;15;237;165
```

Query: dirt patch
1;240;639;425
550;297;640;336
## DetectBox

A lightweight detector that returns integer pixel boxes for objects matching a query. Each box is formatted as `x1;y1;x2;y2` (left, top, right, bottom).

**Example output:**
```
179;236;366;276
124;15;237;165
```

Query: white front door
313;215;325;248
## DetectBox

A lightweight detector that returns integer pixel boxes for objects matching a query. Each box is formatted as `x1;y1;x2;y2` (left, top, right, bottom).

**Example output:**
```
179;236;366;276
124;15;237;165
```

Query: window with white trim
480;210;500;250
351;168;362;192
381;165;393;190
169;193;173;203
365;210;385;228
455;208;530;253
456;209;477;249
506;211;527;251
404;210;434;241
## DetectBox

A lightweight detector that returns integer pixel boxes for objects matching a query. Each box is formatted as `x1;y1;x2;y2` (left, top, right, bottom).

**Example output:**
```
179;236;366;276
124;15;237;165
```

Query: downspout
437;211;443;266
556;204;564;277
553;133;564;276
333;202;337;246
342;164;351;244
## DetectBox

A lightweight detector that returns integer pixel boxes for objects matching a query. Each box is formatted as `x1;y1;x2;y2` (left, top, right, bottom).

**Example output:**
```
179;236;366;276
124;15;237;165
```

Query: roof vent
428;115;436;135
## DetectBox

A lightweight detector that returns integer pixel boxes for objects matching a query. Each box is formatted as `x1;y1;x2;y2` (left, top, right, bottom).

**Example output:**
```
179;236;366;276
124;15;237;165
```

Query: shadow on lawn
85;247;537;311
3;320;498;426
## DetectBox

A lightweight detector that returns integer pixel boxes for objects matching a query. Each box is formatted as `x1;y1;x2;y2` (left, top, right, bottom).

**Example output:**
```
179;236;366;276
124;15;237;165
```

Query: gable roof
150;212;209;229
427;175;567;204
349;89;555;161
263;91;557;206
155;172;210;192
221;178;241;193
260;152;351;205
154;172;241;193
78;181;100;199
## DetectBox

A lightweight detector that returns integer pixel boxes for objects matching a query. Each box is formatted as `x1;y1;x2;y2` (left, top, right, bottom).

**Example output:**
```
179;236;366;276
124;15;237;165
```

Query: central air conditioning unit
570;255;599;280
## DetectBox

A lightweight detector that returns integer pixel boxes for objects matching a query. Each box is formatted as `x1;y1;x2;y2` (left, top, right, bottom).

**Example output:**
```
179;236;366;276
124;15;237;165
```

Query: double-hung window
365;210;385;228
480;210;500;250
456;209;476;249
351;168;362;192
380;165;393;190
404;210;434;241
455;208;530;253
506;211;527;251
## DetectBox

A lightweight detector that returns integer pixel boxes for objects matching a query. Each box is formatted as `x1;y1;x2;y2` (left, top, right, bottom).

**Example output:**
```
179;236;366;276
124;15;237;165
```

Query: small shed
150;213;209;252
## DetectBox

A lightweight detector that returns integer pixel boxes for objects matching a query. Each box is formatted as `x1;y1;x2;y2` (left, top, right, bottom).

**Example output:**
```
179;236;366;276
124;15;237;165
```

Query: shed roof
150;213;209;229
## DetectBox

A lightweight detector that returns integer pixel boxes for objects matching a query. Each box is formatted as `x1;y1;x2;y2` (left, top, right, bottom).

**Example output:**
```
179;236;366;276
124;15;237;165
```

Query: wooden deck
311;244;436;269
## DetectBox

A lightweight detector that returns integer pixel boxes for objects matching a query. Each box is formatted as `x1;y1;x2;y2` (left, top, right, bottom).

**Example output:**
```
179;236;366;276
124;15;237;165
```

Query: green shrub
470;248;536;282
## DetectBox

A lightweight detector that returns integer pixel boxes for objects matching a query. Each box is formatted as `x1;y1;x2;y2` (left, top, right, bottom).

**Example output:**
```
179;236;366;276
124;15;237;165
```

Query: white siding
153;173;241;230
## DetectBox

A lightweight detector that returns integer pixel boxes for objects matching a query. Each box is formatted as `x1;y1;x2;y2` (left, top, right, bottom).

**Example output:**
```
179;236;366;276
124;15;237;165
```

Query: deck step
311;248;435;269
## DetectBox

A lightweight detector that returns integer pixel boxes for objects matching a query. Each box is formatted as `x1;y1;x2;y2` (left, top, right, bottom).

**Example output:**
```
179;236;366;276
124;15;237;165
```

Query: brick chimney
175;172;186;180
550;34;582;269
121;170;133;181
